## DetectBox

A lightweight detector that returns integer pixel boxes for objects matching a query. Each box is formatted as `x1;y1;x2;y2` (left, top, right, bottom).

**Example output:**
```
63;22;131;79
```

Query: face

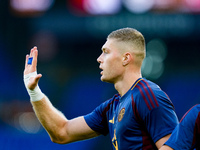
97;39;124;83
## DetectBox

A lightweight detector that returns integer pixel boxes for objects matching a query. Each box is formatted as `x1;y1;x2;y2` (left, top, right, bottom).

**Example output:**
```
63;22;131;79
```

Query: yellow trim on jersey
109;117;114;124
112;129;118;150
131;78;143;90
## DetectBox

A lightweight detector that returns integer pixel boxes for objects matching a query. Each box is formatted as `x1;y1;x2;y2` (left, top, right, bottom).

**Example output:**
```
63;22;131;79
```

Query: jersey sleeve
135;81;179;143
144;105;178;143
164;104;200;150
84;100;111;136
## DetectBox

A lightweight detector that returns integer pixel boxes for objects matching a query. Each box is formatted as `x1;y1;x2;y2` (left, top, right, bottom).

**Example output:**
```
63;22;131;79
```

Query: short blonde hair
108;28;146;66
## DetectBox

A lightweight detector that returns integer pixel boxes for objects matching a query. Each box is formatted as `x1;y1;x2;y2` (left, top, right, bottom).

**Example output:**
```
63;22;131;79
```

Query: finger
32;47;38;69
30;48;33;57
30;46;37;57
25;54;29;68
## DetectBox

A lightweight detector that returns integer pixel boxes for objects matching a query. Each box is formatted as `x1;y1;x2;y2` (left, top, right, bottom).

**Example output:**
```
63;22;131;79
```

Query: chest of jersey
108;95;144;149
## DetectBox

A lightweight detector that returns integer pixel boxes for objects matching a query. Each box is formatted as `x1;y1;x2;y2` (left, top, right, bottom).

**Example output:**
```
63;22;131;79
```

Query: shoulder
131;79;176;119
95;94;120;114
136;79;163;95
180;104;200;126
131;79;161;110
132;79;162;98
102;94;120;107
133;79;173;107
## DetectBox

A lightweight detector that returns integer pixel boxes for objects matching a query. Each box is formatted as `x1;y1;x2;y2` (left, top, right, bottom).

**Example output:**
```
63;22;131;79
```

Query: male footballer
24;28;179;149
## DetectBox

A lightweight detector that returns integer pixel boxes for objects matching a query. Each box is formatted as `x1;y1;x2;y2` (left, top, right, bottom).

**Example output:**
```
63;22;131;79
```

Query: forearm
31;95;69;143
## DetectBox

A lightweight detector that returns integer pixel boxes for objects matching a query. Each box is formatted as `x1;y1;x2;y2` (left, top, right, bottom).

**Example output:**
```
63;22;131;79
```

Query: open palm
24;47;42;90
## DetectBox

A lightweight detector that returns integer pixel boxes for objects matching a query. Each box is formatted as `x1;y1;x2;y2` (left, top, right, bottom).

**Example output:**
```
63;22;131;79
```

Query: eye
103;49;109;54
102;48;110;54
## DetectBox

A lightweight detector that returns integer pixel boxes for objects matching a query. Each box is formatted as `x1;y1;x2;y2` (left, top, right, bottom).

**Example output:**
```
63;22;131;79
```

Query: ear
122;52;132;66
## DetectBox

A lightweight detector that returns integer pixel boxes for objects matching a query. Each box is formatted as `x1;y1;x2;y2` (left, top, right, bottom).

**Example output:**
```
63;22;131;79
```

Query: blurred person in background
160;104;200;150
23;28;178;150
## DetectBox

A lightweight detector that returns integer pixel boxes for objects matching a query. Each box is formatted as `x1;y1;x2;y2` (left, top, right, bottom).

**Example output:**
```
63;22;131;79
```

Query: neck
114;70;142;97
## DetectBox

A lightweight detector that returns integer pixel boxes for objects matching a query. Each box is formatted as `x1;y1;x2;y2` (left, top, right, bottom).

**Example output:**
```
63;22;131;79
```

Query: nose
97;53;103;63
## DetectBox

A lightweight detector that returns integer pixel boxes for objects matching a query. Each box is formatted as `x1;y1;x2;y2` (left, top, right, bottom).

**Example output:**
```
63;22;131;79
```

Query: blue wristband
28;57;33;65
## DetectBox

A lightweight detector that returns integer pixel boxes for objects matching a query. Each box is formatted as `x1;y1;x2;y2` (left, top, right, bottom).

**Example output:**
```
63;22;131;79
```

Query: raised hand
24;46;42;90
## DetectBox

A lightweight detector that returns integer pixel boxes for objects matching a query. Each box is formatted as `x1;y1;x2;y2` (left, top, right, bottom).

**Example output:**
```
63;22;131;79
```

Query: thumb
28;74;42;90
35;74;42;84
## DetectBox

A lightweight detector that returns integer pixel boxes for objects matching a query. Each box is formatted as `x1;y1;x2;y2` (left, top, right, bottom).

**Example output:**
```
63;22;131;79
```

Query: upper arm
61;99;112;144
57;116;100;144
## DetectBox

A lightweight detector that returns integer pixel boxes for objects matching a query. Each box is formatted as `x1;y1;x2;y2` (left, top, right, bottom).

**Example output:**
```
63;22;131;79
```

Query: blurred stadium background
0;0;200;149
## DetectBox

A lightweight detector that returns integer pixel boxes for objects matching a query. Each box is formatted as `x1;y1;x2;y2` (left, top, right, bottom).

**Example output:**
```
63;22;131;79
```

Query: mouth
99;66;103;75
